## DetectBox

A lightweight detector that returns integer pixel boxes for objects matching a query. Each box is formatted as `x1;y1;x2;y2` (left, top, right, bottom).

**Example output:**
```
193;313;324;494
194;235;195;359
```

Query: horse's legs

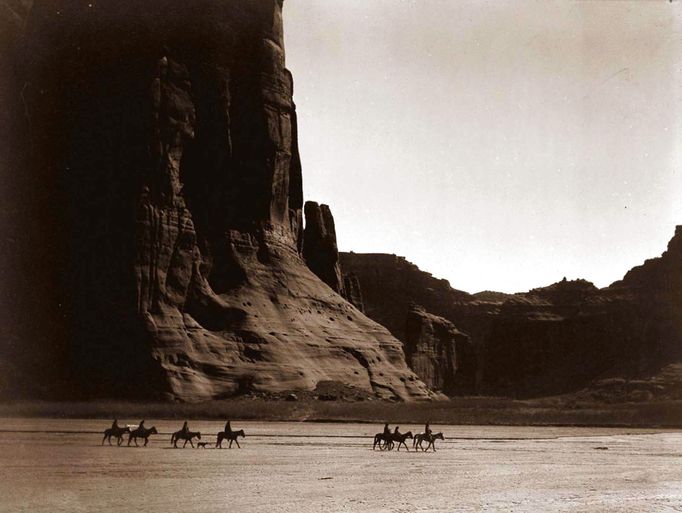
144;437;149;447
228;439;232;449
102;434;107;446
183;439;188;448
189;439;195;448
235;439;240;449
134;438;139;447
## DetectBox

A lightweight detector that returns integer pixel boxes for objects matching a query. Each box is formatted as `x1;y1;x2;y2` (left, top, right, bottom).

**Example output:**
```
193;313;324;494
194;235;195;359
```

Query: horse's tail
170;432;176;445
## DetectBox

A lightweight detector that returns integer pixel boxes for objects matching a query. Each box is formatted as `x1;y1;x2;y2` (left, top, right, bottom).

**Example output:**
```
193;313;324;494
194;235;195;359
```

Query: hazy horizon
284;0;682;294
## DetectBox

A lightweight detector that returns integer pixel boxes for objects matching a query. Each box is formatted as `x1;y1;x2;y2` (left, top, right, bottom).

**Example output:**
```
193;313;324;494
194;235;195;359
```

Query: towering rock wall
2;0;432;401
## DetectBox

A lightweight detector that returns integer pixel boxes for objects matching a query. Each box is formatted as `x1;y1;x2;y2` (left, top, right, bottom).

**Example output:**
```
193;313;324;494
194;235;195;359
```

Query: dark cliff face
2;0;432;400
405;307;476;395
340;226;682;398
338;253;472;343
302;201;344;294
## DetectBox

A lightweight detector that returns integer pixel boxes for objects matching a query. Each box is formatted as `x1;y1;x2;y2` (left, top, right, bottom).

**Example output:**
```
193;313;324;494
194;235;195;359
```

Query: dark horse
127;426;158;447
373;431;413;451
391;431;413;451
216;429;245;448
373;432;393;451
413;432;444;451
102;426;130;446
171;430;201;448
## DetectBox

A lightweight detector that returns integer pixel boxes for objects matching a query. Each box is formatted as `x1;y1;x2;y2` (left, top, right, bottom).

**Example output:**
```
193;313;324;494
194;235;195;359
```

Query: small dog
197;442;212;449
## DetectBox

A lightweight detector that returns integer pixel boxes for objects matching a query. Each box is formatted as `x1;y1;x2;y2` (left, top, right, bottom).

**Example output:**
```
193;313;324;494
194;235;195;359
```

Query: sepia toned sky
284;0;682;293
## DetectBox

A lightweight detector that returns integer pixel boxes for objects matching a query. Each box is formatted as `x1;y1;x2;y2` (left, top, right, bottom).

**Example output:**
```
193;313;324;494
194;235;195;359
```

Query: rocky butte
0;0;432;401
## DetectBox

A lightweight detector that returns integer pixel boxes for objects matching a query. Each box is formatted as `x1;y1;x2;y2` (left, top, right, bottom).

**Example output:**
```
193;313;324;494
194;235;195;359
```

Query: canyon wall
341;227;682;398
405;307;476;394
1;0;432;401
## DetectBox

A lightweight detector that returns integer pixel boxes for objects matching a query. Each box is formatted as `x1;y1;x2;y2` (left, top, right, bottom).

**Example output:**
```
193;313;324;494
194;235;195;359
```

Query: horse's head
435;432;444;440
123;426;131;433
238;430;245;438
150;427;158;434
405;431;413;438
196;432;201;440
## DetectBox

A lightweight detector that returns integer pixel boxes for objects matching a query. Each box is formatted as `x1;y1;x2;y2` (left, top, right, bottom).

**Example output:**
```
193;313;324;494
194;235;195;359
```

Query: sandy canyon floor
0;419;681;513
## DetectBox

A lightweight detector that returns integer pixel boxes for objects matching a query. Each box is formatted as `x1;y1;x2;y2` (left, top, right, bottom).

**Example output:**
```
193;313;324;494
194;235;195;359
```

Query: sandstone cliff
405;307;476;394
338;253;472;343
341;226;682;398
302;201;345;294
2;0;432;401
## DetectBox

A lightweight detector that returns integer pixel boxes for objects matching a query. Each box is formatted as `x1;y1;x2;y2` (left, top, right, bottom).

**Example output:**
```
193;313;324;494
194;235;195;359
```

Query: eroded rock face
343;273;365;313
338;253;472;343
3;0;432;401
405;307;476;395
341;227;682;398
302;201;345;294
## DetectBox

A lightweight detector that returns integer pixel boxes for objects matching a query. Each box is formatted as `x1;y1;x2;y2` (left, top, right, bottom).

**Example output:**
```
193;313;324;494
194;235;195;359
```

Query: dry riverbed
0;419;681;512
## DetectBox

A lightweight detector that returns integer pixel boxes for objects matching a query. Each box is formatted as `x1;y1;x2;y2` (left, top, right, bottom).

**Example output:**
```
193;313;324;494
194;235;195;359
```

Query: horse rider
111;419;119;430
180;421;189;436
393;426;401;437
425;422;432;438
225;420;232;433
383;423;390;437
138;420;145;430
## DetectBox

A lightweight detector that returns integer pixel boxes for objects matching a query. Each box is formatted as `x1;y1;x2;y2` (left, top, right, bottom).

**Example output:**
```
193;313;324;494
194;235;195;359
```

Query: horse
390;431;413;451
171;430;201;448
414;432;444;451
216;429;245;448
373;432;393;451
102;425;130;446
127;426;158;447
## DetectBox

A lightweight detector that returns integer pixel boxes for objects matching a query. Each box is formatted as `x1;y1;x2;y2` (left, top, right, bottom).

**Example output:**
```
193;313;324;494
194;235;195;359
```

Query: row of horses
103;424;444;451
372;430;444;452
101;425;245;448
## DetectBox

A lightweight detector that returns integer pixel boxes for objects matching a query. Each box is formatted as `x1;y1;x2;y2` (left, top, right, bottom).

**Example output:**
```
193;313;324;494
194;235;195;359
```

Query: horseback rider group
105;419;439;451
374;421;437;452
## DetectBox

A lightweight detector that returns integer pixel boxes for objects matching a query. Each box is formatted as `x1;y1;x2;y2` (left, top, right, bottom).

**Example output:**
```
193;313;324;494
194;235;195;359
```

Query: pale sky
283;0;682;293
